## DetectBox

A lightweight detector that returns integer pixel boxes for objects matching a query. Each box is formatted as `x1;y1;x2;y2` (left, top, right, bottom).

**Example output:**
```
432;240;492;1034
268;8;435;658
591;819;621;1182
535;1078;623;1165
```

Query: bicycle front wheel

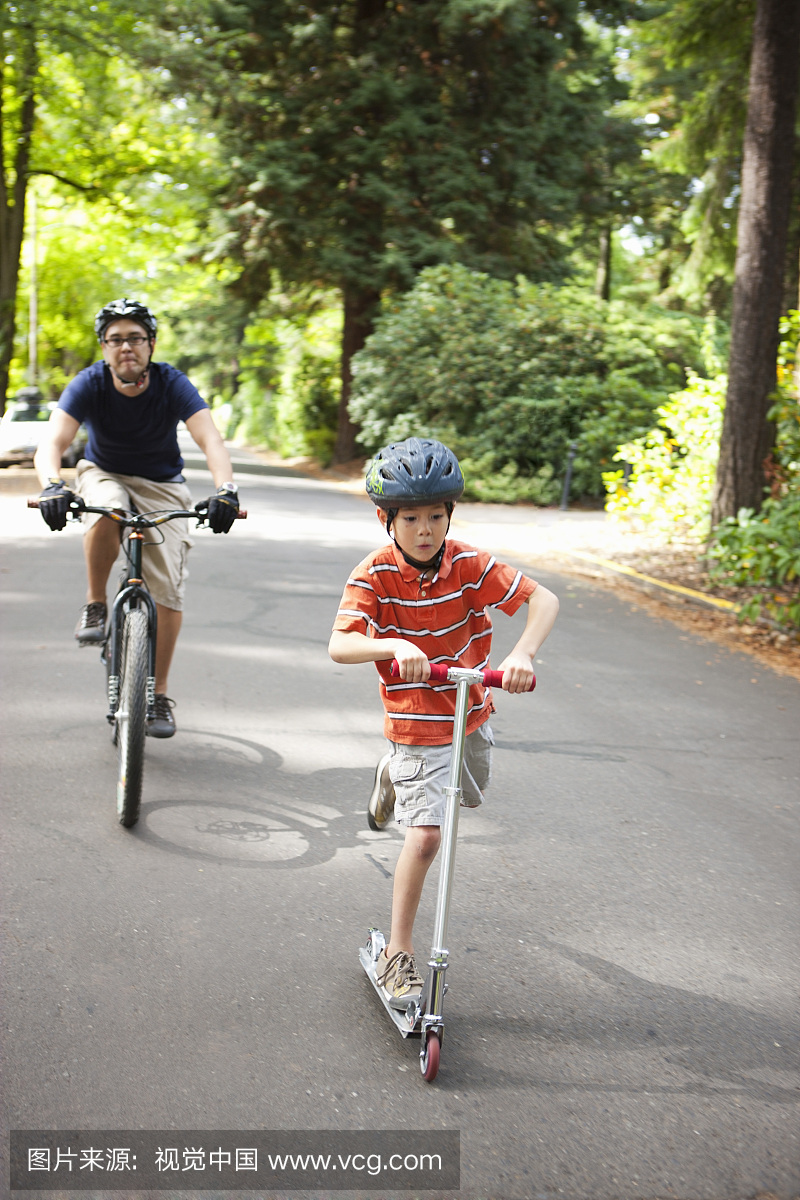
116;608;148;827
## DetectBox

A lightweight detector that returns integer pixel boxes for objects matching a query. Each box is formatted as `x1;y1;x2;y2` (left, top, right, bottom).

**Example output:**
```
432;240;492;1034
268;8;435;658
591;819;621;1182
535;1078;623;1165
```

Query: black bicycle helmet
366;438;464;508
94;298;158;342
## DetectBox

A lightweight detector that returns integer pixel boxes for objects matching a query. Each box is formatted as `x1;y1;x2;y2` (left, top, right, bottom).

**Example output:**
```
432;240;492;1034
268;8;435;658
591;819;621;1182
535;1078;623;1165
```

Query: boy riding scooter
329;439;559;1014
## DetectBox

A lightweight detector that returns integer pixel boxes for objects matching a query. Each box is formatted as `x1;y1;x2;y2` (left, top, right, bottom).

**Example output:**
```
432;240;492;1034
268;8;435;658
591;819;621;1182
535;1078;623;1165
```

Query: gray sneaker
376;949;424;1010
368;753;395;830
146;694;176;739
74;602;107;644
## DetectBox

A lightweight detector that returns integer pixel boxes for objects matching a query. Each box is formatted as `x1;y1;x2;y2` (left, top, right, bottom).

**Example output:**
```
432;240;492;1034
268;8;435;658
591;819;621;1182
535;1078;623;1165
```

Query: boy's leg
386;824;441;958
374;744;447;1008
377;824;440;1009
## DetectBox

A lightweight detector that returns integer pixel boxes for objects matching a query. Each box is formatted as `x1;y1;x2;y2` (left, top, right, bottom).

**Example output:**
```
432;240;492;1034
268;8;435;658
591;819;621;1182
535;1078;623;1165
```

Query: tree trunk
0;29;37;413
711;0;800;526
781;143;800;315
595;225;612;301
334;284;380;463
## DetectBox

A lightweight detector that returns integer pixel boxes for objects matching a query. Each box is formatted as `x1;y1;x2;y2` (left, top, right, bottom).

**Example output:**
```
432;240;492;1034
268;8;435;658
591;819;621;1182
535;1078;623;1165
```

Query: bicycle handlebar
390;659;535;692
28;497;247;524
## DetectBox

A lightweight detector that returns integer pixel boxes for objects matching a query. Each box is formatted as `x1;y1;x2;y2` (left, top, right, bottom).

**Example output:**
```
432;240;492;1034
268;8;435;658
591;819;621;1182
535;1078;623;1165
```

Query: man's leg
154;604;182;695
83;516;121;603
386;824;441;958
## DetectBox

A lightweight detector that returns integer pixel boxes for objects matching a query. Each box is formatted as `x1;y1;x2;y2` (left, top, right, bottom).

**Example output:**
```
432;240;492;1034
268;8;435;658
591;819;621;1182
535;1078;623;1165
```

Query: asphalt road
1;461;798;1200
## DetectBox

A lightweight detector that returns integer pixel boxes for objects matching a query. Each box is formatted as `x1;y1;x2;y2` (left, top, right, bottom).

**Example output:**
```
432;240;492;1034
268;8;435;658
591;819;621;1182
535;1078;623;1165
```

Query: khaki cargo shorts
388;721;494;828
75;461;193;611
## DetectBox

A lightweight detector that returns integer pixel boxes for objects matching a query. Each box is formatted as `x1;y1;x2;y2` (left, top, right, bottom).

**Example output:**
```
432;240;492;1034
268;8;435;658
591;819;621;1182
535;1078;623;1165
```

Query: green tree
622;0;758;310
155;0;634;461
711;0;800;522
0;0;213;409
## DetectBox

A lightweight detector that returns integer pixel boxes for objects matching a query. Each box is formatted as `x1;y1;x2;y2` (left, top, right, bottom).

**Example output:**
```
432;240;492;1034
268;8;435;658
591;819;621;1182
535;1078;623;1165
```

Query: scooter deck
359;945;421;1038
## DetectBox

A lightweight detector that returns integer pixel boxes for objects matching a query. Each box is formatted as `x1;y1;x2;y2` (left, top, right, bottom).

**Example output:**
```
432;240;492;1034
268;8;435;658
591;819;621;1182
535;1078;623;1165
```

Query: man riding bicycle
34;298;240;738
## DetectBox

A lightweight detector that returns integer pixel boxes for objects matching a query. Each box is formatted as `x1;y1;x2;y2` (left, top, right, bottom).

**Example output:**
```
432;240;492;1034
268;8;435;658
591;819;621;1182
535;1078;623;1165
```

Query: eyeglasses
103;335;149;347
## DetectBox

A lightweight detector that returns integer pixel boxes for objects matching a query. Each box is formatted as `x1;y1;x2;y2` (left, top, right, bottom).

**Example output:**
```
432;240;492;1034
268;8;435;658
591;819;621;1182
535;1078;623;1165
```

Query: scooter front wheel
420;1031;440;1082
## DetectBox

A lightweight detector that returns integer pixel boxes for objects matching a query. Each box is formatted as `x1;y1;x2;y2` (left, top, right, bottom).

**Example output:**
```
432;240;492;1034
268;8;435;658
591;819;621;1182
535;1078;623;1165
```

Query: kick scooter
359;659;536;1082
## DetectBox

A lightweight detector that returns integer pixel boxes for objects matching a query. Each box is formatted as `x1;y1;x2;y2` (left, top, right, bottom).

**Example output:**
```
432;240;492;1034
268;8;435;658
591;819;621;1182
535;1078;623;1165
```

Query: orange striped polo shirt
333;537;537;745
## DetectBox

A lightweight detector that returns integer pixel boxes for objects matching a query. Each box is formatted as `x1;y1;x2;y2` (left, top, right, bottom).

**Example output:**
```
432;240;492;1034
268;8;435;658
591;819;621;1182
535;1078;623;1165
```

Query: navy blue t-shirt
57;361;208;481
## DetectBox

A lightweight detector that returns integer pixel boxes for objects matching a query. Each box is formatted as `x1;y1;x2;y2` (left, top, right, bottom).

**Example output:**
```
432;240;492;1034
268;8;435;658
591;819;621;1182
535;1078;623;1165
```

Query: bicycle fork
104;532;158;722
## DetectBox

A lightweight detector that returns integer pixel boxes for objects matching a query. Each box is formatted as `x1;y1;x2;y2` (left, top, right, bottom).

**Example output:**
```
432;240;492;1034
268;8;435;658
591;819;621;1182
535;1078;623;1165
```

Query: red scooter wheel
420;1031;440;1082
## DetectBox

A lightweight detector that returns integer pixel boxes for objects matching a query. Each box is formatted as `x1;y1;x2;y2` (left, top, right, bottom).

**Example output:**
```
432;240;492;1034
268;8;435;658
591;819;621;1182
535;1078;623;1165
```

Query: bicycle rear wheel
116;608;148;827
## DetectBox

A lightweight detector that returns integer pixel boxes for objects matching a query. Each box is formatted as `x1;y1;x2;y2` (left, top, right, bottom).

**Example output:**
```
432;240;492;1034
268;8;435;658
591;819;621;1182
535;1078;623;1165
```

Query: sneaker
376;949;424;1010
74;602;107;644
368;753;395;830
146;694;176;739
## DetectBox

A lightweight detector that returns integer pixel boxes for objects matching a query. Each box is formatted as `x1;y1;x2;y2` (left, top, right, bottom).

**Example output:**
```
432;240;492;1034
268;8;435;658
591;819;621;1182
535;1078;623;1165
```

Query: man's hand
204;485;239;534
38;478;75;531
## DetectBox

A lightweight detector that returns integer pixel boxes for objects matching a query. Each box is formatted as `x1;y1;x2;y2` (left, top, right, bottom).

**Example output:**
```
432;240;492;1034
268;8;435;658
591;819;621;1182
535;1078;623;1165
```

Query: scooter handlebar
391;659;535;691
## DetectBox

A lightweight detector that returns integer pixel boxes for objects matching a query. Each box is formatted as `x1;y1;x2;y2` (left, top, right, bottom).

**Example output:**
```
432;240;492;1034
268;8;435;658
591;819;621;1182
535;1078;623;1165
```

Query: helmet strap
109;365;150;390
106;343;154;391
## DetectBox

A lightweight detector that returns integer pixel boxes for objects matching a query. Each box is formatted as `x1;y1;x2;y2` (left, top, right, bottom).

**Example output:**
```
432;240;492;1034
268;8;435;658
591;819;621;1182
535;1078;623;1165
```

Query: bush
603;372;726;540
704;311;800;630
232;305;341;461
706;493;800;630
349;264;707;503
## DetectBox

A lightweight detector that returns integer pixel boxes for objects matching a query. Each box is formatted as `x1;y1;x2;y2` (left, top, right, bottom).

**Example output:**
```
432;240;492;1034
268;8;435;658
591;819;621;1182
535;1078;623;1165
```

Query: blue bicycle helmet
366;438;464;508
94;298;158;342
366;439;464;570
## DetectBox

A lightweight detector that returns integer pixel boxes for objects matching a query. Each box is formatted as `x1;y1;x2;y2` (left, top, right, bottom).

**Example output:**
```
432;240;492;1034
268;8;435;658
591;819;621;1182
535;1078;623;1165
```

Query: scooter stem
431;675;470;956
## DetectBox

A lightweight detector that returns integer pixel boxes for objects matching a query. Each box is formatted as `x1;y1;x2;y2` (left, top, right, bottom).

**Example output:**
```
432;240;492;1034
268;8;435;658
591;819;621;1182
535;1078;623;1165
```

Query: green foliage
706;495;800;630
263;309;342;462
772;311;800;479
2;0;228;404
218;299;342;461
705;312;800;630
157;0;627;294
603;371;725;538
621;0;758;309
350;263;707;503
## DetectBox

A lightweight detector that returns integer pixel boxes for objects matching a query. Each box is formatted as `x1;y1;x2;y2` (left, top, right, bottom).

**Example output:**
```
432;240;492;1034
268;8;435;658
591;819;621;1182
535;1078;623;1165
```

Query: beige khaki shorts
75;460;193;611
388;721;494;827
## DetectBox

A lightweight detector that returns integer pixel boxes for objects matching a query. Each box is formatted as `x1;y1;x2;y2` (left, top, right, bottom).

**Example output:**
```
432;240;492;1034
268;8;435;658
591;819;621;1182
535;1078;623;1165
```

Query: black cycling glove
204;485;239;534
38;478;75;531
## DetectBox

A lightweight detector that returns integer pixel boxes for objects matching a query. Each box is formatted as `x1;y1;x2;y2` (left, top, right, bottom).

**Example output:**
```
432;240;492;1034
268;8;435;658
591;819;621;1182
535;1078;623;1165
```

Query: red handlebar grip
427;663;450;682
389;660;451;682
390;659;535;691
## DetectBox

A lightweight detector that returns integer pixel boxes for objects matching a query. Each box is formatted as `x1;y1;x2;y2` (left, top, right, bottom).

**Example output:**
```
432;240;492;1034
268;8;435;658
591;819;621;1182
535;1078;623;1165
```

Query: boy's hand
497;652;535;694
391;641;431;683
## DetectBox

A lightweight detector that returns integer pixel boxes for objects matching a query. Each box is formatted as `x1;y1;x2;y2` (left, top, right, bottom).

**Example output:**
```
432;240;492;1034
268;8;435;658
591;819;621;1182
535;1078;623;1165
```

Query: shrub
603;372;726;540
706;493;800;630
349;263;707;503
705;311;800;630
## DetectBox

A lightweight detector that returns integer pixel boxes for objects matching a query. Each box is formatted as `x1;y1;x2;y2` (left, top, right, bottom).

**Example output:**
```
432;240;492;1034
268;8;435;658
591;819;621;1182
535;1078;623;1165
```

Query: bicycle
28;494;246;828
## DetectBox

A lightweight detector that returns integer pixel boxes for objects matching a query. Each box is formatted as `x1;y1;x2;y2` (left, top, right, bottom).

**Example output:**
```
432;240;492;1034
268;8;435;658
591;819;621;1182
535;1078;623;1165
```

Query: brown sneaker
367;753;395;830
376;949;424;1010
74;602;107;644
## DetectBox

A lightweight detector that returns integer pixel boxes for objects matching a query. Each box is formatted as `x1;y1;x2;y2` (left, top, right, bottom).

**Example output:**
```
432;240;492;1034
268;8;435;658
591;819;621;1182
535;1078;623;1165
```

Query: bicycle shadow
134;730;397;869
